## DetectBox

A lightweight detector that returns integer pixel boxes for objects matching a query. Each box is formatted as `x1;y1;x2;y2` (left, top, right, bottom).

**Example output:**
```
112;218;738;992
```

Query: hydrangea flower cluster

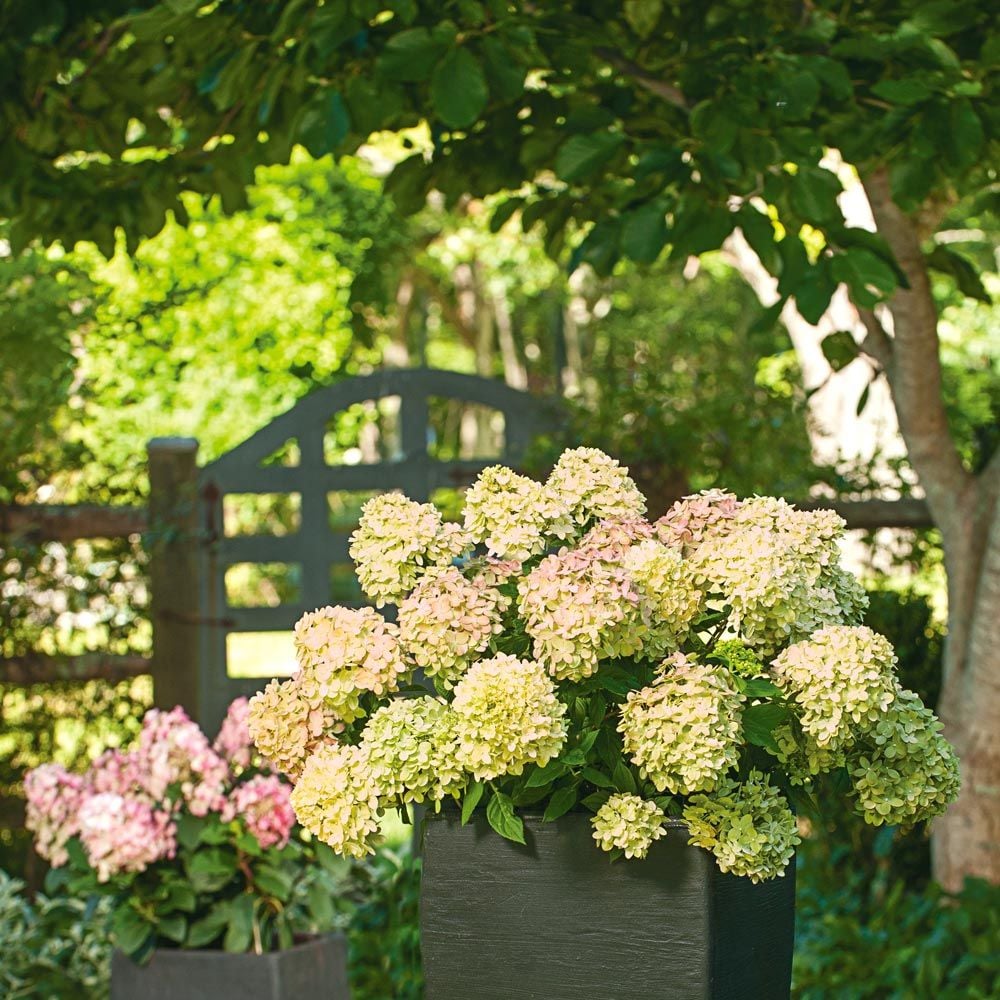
293;605;408;721
683;772;801;883
398;567;509;688
771;625;898;749
848;687;961;827
518;548;649;681
349;493;469;606
687;497;868;652
361;697;465;804
592;793;667;859
248;447;959;881
463;465;574;561
451;654;568;780
290;743;381;859
620;654;744;794
25;698;297;882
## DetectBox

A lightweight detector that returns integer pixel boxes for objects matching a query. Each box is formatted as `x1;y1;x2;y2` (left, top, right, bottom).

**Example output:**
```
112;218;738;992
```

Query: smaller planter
110;933;350;1000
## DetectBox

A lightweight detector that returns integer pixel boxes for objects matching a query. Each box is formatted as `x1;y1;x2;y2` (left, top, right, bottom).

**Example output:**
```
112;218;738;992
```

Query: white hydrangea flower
545;447;646;526
624;540;704;655
848;686;960;827
688;497;867;652
518;547;649;681
349;493;470;606
290;743;381;859
771;625;897;749
451;654;568;781
247;676;343;780
464;465;575;561
620;653;744;794
361;696;466;805
397;566;510;689
655;489;742;551
592;793;667;859
683;771;800;882
293;605;409;722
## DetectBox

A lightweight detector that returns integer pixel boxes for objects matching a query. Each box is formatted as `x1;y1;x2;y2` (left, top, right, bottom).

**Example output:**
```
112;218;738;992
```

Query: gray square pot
421;813;795;1000
110;932;350;1000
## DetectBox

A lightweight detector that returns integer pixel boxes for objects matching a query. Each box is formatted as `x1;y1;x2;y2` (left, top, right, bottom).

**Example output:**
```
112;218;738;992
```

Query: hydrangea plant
249;448;960;883
25;699;345;962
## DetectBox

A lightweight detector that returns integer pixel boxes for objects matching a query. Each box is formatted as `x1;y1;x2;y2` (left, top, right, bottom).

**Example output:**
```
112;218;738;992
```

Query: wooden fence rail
0;504;147;541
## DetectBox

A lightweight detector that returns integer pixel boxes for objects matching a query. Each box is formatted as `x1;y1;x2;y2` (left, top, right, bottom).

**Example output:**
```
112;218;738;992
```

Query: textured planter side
421;813;794;1000
110;933;350;1000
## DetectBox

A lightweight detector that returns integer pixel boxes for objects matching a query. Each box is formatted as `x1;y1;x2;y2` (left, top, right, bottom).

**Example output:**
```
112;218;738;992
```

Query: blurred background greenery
2;147;998;998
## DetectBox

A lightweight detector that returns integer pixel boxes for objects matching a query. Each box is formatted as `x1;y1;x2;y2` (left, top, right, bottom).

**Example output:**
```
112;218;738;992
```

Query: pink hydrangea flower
77;793;176;882
214;697;254;770
223;774;295;850
138;706;229;816
86;747;146;797
24;764;84;867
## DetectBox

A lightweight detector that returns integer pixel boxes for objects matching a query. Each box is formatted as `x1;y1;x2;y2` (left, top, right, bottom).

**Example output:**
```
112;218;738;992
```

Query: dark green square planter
110;933;350;1000
421;813;795;1000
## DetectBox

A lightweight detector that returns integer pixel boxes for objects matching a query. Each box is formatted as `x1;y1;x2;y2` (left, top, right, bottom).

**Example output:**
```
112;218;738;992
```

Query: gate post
147;438;201;716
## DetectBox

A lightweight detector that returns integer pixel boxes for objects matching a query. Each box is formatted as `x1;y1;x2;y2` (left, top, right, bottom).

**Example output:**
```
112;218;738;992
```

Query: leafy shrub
346;848;423;1000
794;875;1000;999
0;869;111;999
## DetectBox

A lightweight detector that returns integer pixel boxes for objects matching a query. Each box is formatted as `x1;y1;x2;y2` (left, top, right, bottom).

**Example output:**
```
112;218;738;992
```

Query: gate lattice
189;368;555;729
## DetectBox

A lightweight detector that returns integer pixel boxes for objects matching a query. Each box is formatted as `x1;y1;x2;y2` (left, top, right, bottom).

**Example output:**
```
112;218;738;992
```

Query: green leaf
525;760;568;788
791;166;842;224
739;206;780;273
832;248;899;306
612;760;638;794
298;91;351;157
378;26;453;81
486;791;526;845
690;100;740;154
255;865;293;901
224;895;255;954
307;879;336;929
820;330;859;372
741;677;783;699
480;36;526;101
856;382;871;417
555;132;625;183
542;785;579;822
582;766;615;789
580;790;612;812
431;48;489;129
186;905;230;948
669;197;734;258
461;780;486;824
926;245;991;303
157;913;188;944
624;0;663;38
164;880;197;913
175;813;208;851
871;78;933;104
793;262;836;325
489;197;523;233
111;905;153;958
185;849;236;893
620;201;668;264
742;702;791;751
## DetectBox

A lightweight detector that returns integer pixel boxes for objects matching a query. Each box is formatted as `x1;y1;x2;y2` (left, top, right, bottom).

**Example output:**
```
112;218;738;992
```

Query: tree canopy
3;1;996;314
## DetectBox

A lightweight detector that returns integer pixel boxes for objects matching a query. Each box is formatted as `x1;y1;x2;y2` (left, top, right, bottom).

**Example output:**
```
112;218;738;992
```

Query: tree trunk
933;487;1000;890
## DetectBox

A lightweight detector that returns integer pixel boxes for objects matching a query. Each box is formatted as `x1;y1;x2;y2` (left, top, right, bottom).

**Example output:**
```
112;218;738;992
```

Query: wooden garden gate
147;368;557;730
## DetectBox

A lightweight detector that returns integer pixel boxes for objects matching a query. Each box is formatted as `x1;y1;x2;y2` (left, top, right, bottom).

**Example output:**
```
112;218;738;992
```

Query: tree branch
860;169;974;529
594;48;689;111
856;307;893;370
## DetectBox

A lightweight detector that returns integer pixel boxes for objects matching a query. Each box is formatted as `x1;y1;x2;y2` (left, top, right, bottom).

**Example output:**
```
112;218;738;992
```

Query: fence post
147;437;201;716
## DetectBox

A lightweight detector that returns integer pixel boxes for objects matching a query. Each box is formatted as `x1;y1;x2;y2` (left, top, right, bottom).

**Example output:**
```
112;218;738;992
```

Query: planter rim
114;930;345;962
428;809;691;829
